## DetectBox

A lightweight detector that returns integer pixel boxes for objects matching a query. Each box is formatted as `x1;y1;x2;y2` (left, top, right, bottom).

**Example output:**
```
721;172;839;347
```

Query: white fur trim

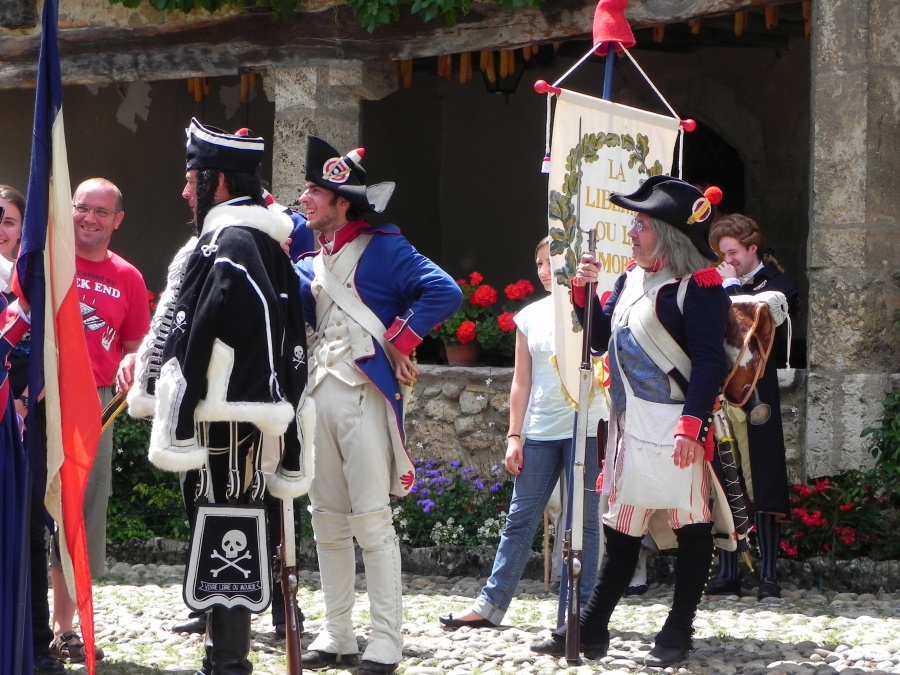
148;358;208;472
201;204;293;243
267;397;316;499
194;339;296;435
127;236;198;420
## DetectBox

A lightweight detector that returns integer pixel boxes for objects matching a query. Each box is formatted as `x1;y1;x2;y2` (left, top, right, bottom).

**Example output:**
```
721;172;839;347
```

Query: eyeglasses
630;217;652;233
73;203;119;219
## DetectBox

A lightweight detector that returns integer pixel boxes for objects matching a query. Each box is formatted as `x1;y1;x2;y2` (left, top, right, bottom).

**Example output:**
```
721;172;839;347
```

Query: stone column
265;61;397;206
805;0;900;478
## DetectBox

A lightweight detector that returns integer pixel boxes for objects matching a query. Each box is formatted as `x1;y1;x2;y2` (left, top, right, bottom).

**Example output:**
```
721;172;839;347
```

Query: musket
711;398;755;571
100;390;127;434
561;115;599;666
278;497;303;675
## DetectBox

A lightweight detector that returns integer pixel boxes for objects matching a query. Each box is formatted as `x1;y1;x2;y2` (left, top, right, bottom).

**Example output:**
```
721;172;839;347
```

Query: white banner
548;90;681;404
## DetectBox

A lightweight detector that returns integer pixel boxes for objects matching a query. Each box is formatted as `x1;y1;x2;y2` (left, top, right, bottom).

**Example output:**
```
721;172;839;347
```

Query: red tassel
704;186;723;205
704;431;715;461
692;267;722;287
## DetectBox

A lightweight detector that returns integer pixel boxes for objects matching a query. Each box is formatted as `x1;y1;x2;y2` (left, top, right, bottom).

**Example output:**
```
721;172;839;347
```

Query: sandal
50;631;105;663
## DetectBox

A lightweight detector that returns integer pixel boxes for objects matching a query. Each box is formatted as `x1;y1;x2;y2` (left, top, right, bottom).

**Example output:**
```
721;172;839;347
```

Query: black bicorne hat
609;174;722;261
304;135;394;214
185;118;265;175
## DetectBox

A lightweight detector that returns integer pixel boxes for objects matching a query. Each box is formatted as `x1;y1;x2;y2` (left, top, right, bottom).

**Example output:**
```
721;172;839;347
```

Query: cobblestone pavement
53;561;900;674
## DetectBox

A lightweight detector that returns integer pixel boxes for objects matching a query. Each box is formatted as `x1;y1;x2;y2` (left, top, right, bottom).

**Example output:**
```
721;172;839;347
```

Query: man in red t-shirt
45;178;150;664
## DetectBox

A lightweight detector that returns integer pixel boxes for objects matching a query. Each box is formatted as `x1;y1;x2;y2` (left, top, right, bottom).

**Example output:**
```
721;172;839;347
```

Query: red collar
318;220;368;255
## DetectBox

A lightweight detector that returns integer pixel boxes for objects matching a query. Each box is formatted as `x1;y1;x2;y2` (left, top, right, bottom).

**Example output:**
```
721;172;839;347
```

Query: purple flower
418;499;436;513
450;461;461;467
473;479;485;490
490;482;502;492
462;467;475;475
419;488;430;496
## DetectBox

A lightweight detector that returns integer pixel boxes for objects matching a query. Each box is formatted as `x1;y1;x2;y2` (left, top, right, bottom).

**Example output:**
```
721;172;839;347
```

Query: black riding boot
553;525;643;644
195;614;214;675
207;606;253;675
651;522;713;659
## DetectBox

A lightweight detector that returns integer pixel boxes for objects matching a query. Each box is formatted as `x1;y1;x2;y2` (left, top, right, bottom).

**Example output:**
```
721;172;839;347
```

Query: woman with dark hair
0;184;24;267
531;176;731;668
439;236;606;631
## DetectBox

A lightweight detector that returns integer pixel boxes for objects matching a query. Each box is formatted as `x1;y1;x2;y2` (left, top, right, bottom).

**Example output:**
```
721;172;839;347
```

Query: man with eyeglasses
45;177;151;665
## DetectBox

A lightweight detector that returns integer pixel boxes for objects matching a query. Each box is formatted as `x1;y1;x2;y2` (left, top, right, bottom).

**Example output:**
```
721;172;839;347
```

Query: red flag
15;0;102;670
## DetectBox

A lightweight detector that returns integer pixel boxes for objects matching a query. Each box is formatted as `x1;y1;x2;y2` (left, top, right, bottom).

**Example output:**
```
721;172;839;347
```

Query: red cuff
676;414;716;461
571;280;587;308
675;415;702;441
1;310;30;347
384;318;422;356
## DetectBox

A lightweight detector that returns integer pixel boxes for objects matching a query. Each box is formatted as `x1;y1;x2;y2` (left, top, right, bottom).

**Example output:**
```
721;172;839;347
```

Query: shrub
391;458;516;547
109;414;189;542
780;470;900;562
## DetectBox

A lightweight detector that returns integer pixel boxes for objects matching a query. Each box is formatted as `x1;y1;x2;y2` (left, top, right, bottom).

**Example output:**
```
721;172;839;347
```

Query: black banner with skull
183;503;272;613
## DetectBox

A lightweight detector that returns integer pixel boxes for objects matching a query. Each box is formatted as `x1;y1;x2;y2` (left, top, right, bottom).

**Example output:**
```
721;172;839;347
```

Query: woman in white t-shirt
439;237;606;629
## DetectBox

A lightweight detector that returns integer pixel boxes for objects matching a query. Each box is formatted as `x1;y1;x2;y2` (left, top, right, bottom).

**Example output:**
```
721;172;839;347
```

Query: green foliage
109;415;189;542
779;470;900;562
862;385;900;501
391;458;517;547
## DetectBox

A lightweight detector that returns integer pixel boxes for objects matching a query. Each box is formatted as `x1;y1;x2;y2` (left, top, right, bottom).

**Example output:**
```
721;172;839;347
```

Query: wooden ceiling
0;0;807;89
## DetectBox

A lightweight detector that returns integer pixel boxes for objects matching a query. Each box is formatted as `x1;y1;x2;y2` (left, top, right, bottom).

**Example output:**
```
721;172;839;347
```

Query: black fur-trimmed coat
147;202;312;498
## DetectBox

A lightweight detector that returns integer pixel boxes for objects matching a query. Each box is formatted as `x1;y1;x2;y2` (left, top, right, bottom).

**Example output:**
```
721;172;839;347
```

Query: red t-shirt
76;252;151;387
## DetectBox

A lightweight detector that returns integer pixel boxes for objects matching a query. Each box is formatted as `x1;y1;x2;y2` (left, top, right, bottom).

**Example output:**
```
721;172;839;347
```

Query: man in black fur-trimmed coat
125;119;313;675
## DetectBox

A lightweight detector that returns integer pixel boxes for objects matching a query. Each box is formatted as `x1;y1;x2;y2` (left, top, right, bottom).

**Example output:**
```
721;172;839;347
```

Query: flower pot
444;342;479;366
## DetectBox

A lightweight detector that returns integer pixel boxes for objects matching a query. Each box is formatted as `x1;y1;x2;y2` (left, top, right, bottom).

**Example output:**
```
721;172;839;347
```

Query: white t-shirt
515;295;605;440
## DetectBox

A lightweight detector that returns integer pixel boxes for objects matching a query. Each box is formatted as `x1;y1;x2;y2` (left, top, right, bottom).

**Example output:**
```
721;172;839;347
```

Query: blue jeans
472;436;601;625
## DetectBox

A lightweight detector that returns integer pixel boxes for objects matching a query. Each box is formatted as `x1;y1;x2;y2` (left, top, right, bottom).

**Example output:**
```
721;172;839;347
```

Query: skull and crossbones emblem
292;345;306;370
173;310;187;334
210;530;252;578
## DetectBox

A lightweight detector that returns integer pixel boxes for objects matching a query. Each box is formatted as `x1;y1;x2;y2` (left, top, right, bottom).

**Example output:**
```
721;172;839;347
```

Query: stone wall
407;364;811;481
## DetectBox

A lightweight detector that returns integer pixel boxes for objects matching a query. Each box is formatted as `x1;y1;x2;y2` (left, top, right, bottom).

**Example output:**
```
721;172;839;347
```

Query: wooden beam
0;0;794;88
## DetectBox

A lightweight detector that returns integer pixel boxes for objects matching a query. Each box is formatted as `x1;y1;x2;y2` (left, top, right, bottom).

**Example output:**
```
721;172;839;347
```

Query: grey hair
649;216;712;277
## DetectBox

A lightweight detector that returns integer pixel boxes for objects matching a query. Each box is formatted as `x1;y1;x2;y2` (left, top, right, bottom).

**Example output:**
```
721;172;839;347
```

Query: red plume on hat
593;0;636;56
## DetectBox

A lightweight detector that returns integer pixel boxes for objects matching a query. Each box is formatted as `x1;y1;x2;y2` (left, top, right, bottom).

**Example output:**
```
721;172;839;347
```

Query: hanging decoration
187;77;209;103
239;72;257;104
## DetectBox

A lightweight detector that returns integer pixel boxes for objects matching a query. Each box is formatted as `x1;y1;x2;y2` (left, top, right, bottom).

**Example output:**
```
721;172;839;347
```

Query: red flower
455;320;477;344
456;279;468;289
838;503;854;512
504;279;535;301
794;484;813;498
780;541;799;557
814;478;831;492
470;285;497;307
469;271;483;285
497;312;517;332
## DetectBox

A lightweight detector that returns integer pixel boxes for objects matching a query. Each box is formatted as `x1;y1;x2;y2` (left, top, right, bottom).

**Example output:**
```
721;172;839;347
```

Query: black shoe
528;634;608;659
530;634;565;656
34;654;66;675
358;660;398;674
275;624;286;638
757;578;781;600
644;644;689;667
625;583;648;596
301;650;359;671
438;613;497;630
704;577;741;596
171;616;208;634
